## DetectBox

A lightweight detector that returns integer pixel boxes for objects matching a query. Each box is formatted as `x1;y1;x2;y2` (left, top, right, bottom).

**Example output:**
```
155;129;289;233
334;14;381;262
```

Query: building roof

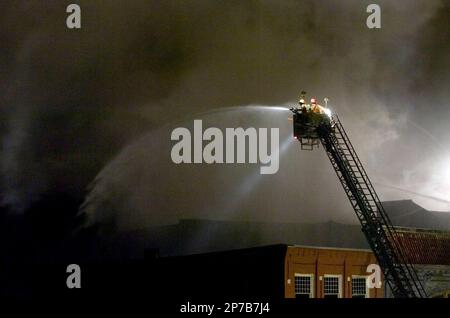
392;228;450;265
288;244;372;253
383;200;450;231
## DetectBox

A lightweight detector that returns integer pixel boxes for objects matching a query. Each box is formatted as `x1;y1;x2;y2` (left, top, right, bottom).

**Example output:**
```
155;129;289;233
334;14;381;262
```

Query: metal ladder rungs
317;116;426;298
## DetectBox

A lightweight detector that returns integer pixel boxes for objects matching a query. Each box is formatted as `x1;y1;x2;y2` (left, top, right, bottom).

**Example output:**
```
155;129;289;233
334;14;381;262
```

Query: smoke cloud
0;0;448;227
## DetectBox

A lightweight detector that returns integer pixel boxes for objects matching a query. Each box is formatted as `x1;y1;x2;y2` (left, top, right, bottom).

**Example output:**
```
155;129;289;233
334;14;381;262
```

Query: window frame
294;273;315;298
323;274;342;298
351;275;369;298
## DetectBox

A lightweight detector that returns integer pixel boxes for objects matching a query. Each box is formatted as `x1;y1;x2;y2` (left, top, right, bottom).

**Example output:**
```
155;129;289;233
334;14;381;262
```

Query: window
352;276;369;298
323;275;342;298
294;273;314;298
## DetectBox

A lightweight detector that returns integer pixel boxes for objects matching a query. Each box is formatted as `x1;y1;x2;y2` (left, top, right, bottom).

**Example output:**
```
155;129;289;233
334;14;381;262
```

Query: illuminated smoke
0;1;447;218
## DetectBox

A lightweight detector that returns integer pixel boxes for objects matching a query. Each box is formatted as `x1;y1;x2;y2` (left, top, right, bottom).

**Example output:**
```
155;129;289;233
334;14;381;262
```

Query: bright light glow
436;160;450;199
323;108;332;118
391;158;450;211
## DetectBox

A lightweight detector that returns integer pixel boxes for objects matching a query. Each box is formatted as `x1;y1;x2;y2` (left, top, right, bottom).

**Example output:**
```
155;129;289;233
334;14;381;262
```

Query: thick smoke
0;0;449;223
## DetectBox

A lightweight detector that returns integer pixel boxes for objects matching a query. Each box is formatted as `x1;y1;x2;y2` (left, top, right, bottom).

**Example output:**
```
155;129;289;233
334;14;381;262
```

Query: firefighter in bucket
291;91;333;145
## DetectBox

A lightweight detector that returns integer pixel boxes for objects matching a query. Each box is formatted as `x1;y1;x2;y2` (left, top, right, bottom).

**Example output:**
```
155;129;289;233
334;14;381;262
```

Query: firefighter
298;97;307;113
298;97;305;107
310;98;324;114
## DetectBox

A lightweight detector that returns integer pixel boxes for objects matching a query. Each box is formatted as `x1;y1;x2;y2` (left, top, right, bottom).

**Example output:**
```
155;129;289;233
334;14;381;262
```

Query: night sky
0;1;449;238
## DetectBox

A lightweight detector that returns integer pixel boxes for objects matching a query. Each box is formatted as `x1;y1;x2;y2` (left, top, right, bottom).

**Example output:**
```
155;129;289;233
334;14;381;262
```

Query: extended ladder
317;115;427;298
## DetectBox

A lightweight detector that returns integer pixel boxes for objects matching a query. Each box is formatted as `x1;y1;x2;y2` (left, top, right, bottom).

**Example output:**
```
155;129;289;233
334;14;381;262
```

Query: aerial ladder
290;92;427;298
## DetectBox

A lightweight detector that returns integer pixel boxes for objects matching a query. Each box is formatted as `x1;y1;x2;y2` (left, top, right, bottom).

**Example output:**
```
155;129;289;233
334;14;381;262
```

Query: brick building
284;246;384;298
145;227;450;298
145;244;384;298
